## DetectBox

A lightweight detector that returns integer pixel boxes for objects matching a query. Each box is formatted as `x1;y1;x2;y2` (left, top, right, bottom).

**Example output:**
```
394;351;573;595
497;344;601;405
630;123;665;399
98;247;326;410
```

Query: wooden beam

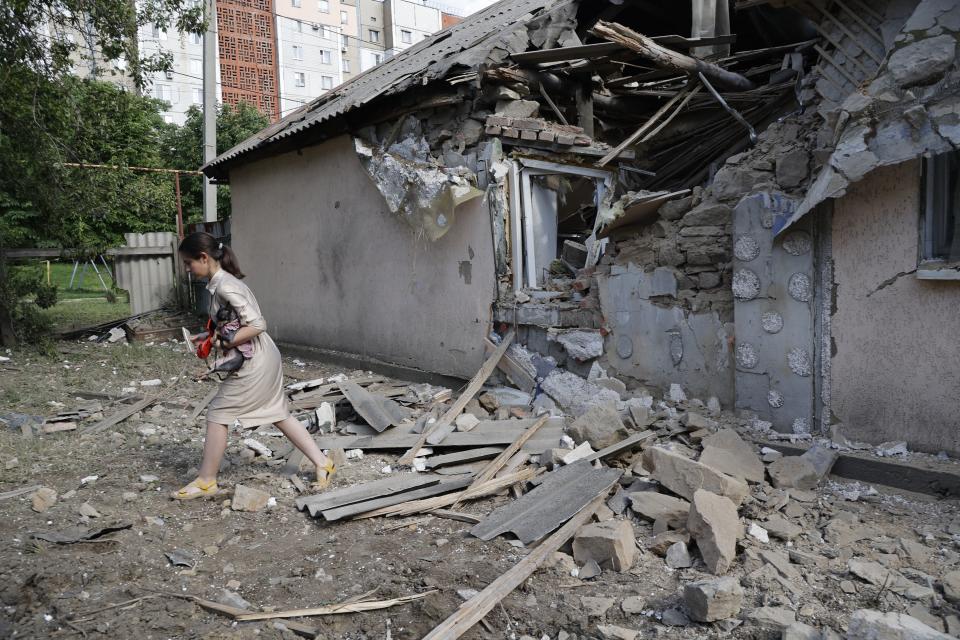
81;396;155;435
813;44;862;86
464;415;549;491
582;430;655;463
591;21;754;92
597;88;689;166
189;386;219;422
398;331;514;460
421;494;607;640
483;337;535;393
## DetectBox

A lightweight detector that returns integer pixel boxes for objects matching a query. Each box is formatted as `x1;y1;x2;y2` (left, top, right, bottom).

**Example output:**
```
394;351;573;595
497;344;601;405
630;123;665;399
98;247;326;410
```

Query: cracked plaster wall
831;160;960;454
229;135;497;379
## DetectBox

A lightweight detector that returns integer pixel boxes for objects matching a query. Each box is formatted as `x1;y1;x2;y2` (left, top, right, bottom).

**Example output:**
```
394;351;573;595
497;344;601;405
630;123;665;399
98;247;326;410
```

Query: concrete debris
78;502;101;518
942;570;960;603
242;438;273;458
231;484;270;512
747;522;769;543
699;429;764;483
847;559;935;601
581;595;616;617
643;446;749;505
746;606;797;635
767;456;820;490
660;607;691;626
782;622;824;640
876;441;909;457
665;541;692;569
684;577;744;622
801;443;838;480
567;405;629;450
541;370;620;417
561;441;595;465
669;384;687;403
846;609;952;640
572;520;637;572
688;489;742;575
887;34;957;88
219;589;253;611
552;329;603;362
454;413;480;432
578;559;602;579
596;624;639;640
763;514;803;541
628;492;690;529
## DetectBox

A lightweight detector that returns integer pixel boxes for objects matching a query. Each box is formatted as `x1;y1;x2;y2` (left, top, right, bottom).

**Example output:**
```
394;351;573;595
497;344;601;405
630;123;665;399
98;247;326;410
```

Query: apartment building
139;24;213;125
382;0;441;56
357;0;386;72
217;0;281;120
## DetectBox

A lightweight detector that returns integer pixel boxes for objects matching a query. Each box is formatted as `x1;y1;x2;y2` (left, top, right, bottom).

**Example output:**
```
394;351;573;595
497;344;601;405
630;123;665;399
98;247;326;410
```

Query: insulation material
355;138;481;241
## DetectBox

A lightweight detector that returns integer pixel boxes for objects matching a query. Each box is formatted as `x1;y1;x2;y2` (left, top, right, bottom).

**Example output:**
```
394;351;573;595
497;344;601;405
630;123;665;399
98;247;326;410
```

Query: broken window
920;150;960;277
508;160;611;290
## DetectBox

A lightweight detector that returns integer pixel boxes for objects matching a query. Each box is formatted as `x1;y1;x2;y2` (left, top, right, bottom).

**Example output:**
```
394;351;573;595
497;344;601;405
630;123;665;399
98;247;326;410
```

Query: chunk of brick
688;490;742;575
642;446;749;505
572;519;636;572
767;456;819;490
231;484;270;512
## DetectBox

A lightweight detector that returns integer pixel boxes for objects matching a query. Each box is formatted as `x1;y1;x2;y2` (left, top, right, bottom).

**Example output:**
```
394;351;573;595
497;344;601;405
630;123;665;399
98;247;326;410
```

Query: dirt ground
1;339;959;639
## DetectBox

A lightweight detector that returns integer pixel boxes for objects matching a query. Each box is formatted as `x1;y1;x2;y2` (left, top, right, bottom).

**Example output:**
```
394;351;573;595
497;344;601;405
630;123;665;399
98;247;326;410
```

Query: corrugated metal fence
114;232;178;314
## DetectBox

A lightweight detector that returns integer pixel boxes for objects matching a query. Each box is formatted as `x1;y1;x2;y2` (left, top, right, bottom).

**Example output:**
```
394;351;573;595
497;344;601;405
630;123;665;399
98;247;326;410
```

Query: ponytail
179;232;246;279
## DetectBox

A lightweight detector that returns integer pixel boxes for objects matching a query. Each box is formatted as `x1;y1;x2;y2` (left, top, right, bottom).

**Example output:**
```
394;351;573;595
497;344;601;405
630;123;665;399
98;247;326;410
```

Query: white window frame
320;49;332;64
291;0;301;7
369;29;379;43
193;87;203;104
295;19;303;32
341;58;349;72
341;33;349;48
189;32;202;45
321;75;334;89
919;151;960;279
373;52;382;64
320;25;331;39
189;58;202;75
318;0;329;12
400;29;412;44
340;9;348;24
291;44;304;60
293;71;306;87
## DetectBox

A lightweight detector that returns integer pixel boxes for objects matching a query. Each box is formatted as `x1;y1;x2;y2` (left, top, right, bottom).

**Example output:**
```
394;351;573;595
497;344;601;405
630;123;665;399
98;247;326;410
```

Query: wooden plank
178;595;317;638
422;493;607;640
189;386;219;422
81;396;155;435
0;485;42;502
424;447;505;469
465;415;549;491
591;21;754;91
295;473;441;516
398;331;515;463
321;476;474;521
431;509;482;524
233;591;435;621
41;422;77;434
582;430;656;464
484;338;536;393
597;88;689;166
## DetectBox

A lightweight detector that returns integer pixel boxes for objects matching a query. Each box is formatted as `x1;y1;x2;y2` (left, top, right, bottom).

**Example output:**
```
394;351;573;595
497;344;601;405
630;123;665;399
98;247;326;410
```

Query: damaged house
203;0;960;455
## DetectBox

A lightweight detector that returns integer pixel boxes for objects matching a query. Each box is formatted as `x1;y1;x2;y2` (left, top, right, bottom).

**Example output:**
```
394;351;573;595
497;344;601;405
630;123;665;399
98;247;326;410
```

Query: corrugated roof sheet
206;0;558;175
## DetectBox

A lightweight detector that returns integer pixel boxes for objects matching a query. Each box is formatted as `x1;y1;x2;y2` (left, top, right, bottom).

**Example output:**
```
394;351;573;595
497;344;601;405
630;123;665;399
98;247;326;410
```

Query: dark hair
178;232;245;279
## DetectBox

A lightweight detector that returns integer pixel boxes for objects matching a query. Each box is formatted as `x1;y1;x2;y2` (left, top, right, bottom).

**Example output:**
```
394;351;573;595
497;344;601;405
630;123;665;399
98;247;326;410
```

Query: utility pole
202;0;218;222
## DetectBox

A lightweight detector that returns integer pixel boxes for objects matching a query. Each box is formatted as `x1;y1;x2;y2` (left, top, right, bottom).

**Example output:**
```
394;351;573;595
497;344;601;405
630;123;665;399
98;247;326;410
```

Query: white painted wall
139;23;220;125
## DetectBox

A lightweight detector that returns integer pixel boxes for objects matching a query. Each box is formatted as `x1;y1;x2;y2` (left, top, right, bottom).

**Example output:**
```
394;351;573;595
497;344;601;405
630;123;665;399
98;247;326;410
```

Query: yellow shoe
171;478;219;500
311;460;337;491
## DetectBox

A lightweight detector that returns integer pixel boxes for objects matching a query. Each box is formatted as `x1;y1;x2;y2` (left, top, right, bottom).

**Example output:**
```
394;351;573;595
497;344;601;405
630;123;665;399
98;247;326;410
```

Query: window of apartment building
295;19;303;32
341;58;349;72
291;0;301;7
369;29;379;42
189;32;202;45
189;58;202;75
320;25;331;39
294;72;306;87
318;0;329;12
341;34;349;48
340;10;348;24
193;87;203;104
400;29;412;44
155;83;171;101
292;44;304;60
920;150;960;277
150;25;167;40
320;49;332;64
373;52;383;64
321;75;334;89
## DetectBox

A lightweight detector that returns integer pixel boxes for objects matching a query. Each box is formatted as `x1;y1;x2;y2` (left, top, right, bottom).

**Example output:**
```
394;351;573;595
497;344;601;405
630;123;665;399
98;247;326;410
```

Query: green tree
0;0;203;344
162;102;269;222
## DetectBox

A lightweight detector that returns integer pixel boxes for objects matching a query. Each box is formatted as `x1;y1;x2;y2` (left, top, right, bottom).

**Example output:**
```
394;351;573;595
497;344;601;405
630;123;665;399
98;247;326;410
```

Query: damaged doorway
508;159;612;291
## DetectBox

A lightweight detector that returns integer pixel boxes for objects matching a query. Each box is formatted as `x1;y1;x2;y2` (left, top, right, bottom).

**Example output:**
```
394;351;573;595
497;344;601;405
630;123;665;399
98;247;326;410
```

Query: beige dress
205;269;290;427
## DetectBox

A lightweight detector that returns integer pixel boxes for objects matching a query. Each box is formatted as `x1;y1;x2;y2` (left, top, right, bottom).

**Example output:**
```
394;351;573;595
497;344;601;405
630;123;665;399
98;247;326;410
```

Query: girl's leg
273;415;331;477
197;421;229;482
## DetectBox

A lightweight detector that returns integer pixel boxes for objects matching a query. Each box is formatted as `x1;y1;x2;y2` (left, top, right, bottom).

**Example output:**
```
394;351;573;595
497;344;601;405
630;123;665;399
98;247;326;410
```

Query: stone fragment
572;520;637;572
943;569;960;603
659;196;694;220
78;502;101;518
849;559;935;601
684;576;744;622
783;622;822;640
680;202;731;227
643;446;749;505
621;595;645;614
541;448;568;467
888;35;957;88
767;456;820;490
776;149;810;188
683;412;716;430
581;596;616;617
746;606;796;634
495;99;539;118
568;405;630;450
699;429;764;483
846;609;952;640
561;442;595;465
764;514;803;541
578;559;601;579
219;589;253;610
800;443;838;480
647;530;690;556
665;541;692;569
542;370;620;417
477;392;499;412
669;384;687;403
688;489;742;575
32;487;58;512
455;413;480;432
596;625;639;640
231;484;270;512
628;492;690;528
747;522;769;543
661;607;691;626
555;330;603;362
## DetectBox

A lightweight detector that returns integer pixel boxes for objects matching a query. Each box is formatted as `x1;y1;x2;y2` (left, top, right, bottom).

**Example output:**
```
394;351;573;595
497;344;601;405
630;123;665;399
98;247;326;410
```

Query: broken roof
204;0;564;180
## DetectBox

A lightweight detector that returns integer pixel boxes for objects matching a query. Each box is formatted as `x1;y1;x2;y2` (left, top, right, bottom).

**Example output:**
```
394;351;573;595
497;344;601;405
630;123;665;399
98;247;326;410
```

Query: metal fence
113;232;179;314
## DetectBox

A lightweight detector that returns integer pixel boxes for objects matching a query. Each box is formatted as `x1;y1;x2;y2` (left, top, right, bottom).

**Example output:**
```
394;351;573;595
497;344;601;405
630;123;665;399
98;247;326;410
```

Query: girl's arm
225;324;263;348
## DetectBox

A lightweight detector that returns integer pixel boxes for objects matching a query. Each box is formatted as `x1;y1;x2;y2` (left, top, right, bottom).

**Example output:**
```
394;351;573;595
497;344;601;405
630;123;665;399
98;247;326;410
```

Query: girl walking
172;232;335;499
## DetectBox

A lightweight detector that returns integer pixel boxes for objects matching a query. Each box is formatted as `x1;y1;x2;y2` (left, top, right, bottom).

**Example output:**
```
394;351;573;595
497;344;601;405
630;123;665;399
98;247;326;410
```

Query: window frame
369;28;379;42
919;152;960;280
340;9;348;24
318;0;329;12
321;75;334;89
293;71;306;88
400;29;412;44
